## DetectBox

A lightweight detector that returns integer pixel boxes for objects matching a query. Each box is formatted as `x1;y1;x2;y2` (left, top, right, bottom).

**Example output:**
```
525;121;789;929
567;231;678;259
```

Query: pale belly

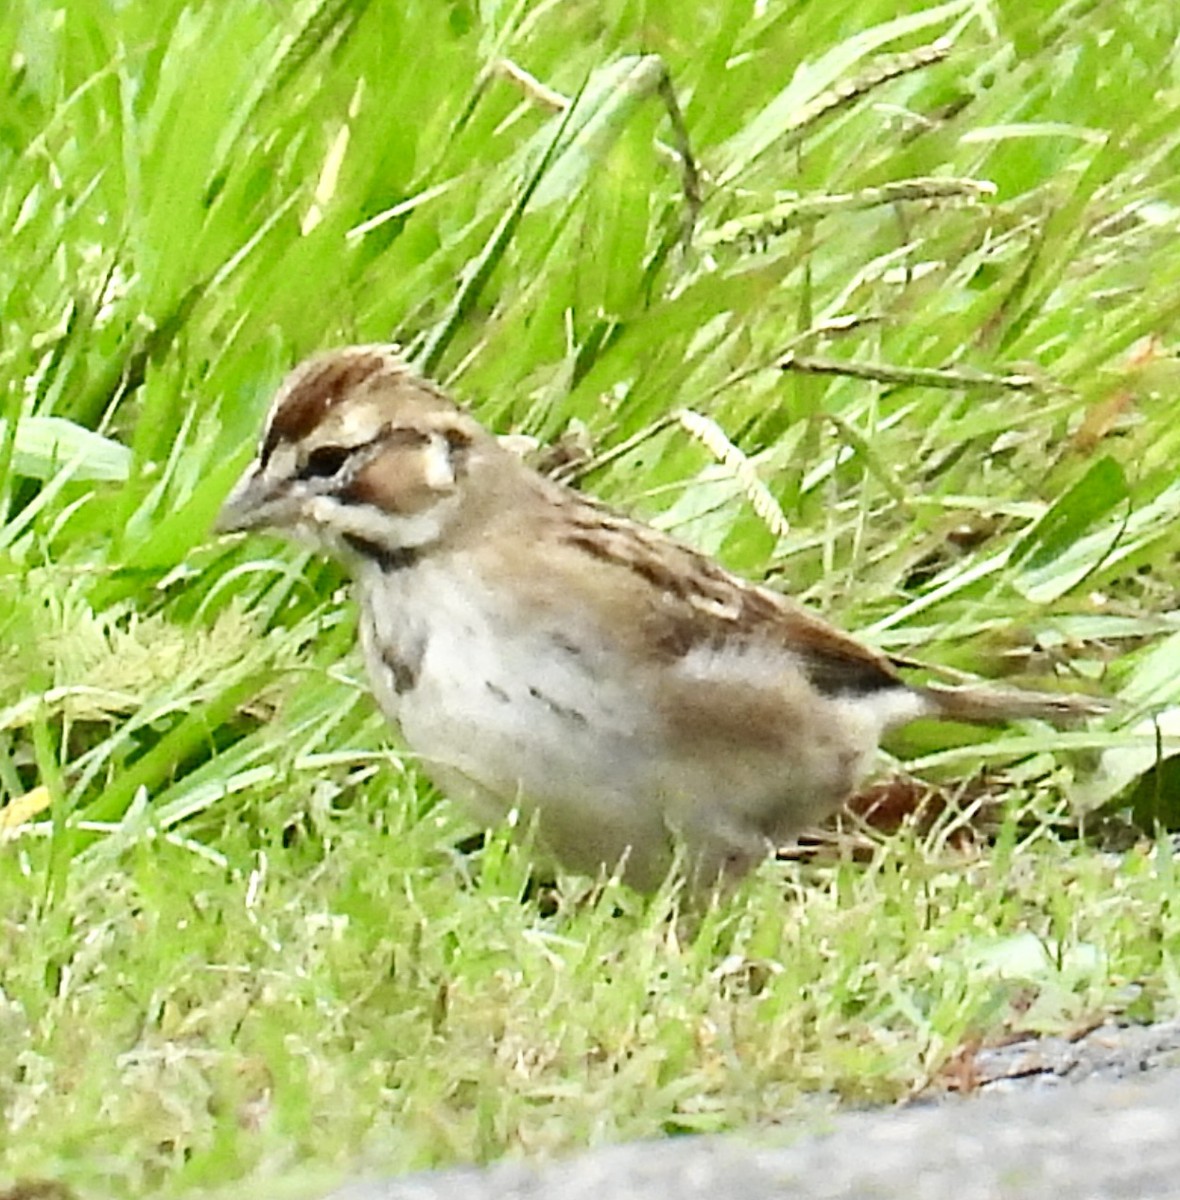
353;560;902;889
357;566;676;884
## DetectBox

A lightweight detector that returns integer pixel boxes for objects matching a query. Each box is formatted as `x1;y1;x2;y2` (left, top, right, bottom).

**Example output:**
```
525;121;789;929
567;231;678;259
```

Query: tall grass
5;1;1180;1195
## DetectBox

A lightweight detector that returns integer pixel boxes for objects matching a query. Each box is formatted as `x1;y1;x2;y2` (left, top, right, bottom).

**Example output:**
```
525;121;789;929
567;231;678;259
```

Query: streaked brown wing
520;487;907;700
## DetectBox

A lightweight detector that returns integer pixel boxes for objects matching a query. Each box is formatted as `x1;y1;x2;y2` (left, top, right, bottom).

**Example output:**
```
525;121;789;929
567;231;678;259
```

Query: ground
4;1;1180;1196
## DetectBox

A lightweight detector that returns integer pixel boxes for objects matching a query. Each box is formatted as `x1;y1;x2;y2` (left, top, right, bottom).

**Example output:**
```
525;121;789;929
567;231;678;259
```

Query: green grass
5;0;1180;1195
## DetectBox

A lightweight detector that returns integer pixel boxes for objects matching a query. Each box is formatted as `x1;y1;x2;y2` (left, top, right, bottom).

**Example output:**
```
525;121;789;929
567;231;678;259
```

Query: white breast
355;555;670;876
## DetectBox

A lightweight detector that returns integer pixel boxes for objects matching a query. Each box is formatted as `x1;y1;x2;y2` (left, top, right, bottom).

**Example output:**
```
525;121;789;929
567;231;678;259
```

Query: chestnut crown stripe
261;351;391;461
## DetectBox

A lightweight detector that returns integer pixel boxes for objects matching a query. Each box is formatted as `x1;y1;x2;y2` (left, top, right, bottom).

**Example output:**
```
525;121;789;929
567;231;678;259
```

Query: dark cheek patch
342;449;448;514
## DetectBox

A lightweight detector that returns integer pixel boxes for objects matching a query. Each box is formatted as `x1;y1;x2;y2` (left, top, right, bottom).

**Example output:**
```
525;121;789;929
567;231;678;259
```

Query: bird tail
917;681;1109;727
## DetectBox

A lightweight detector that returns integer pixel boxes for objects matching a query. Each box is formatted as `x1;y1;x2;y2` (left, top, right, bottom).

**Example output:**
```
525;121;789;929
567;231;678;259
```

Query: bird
216;345;1104;892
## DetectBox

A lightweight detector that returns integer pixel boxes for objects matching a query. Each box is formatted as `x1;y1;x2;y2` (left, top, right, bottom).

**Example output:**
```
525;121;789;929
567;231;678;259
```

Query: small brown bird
217;346;1102;891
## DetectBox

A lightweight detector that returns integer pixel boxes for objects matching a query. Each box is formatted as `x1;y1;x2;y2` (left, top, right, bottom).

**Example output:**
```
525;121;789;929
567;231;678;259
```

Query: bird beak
215;463;280;534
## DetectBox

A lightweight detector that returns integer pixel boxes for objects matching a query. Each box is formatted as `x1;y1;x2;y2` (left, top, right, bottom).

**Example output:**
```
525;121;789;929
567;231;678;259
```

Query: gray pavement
323;1021;1180;1200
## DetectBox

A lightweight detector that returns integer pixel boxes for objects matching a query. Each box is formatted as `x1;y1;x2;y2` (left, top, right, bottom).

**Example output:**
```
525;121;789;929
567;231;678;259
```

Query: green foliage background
5;1;1180;1196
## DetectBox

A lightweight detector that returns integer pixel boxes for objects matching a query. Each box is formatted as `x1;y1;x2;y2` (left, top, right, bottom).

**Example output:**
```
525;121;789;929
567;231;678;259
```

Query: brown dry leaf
850;773;1001;845
846;774;947;833
781;772;1004;863
935;1034;985;1094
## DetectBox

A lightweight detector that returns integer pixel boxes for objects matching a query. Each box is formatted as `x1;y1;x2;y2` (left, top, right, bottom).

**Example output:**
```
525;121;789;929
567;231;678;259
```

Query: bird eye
298;445;352;479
